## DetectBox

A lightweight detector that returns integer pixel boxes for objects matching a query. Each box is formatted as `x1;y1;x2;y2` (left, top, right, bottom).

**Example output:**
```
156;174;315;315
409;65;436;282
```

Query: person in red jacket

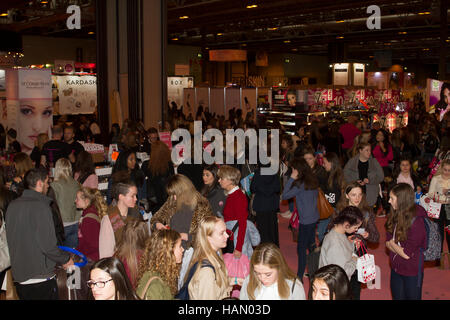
218;165;248;259
75;187;108;261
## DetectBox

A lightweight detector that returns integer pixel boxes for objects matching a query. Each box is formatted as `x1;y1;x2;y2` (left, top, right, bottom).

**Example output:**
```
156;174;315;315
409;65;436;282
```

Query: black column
95;0;109;145
439;0;448;81
127;0;141;121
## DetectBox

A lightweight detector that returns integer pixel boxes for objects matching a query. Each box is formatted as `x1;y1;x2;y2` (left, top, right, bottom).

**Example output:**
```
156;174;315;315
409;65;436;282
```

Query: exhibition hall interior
0;0;449;302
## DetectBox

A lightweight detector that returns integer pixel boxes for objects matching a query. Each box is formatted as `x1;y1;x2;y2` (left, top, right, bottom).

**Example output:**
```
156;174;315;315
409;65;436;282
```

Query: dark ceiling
0;0;448;64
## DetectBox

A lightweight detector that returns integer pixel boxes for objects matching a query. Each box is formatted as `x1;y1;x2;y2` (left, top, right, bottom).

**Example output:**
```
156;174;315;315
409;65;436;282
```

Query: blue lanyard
58;246;88;267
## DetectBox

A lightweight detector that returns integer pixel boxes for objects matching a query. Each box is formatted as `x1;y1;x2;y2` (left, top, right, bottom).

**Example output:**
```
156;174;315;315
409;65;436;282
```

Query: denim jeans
63;224;79;248
390;269;423;300
317;218;330;244
297;222;317;279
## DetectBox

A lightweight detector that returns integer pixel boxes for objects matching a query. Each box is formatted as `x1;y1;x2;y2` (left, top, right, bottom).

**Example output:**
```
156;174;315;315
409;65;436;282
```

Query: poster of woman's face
17;99;53;153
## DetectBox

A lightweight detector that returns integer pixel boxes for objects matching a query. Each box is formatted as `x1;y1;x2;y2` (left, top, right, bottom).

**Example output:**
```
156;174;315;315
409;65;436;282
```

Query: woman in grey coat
343;142;384;207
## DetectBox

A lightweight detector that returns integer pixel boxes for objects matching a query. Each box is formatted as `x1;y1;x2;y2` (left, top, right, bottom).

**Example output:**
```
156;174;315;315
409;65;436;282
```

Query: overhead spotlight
336;20;345;23
336;36;344;39
418;12;430;15
246;4;258;9
179;16;189;19
283;40;291;43
171;37;179;41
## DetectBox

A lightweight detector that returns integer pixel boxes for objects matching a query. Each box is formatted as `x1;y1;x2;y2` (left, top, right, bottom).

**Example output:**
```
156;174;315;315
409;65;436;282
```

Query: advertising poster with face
183;87;196;118
55;75;97;114
0;69;5;91
5;68;53;155
427;78;450;119
241;88;257;121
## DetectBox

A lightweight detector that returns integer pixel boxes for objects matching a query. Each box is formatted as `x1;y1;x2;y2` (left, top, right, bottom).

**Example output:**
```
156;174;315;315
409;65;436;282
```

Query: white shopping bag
419;195;441;219
356;243;376;284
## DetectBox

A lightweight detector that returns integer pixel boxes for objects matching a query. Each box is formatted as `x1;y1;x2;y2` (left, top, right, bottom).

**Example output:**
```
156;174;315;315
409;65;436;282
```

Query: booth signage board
353;63;365;86
175;64;190;76
255;51;268;67
209;50;247;62
168;76;193;110
55;75;97;114
333;63;349;86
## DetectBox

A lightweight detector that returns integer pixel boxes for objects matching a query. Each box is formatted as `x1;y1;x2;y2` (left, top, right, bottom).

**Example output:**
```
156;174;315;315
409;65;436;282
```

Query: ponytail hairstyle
78;187;108;218
385;183;416;242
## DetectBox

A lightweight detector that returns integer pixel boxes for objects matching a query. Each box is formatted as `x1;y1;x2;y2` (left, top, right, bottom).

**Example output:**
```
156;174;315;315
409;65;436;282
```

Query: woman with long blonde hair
185;216;235;300
114;219;149;288
136;229;184;300
240;242;305;300
49;157;80;248
75;187;108;261
151;174;213;288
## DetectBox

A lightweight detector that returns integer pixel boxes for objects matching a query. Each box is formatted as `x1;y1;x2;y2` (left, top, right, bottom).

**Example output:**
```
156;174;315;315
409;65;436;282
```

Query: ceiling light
336;36;344;39
41;1;48;3
398;31;407;35
422;48;429;51
284;40;291;43
292;48;298;51
268;27;278;31
418;12;430;15
217;33;223;36
88;32;95;35
336;20;345;23
179;16;189;19
246;4;258;9
242;44;247;46
171;37;179;41
0;13;8;17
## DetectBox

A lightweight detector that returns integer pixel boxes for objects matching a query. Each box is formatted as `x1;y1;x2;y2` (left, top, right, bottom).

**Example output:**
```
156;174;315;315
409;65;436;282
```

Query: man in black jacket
5;167;73;300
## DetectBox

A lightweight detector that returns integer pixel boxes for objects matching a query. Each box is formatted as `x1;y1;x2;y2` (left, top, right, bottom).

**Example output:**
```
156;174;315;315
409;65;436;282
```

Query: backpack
417;216;441;261
175;260;215;300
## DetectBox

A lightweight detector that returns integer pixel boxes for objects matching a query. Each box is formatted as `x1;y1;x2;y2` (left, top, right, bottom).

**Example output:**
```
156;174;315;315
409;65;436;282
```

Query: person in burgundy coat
218;165;248;258
385;183;427;300
75;187;108;261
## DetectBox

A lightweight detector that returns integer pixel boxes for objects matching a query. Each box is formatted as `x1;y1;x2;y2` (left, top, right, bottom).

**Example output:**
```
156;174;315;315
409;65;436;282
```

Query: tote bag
356;242;376;283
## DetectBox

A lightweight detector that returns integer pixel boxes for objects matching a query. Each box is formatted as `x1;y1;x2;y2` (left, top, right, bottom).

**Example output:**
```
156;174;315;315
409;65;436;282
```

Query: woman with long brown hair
385;183;427;300
136;229;184;300
144;140;174;211
150;174;212;288
114;219;149;288
240;243;305;300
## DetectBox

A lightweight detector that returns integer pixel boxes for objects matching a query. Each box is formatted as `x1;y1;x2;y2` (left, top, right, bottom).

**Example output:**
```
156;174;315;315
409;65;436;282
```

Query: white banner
55;75;97;114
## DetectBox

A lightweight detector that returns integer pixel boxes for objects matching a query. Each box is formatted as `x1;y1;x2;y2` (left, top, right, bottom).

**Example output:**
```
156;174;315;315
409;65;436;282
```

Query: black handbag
222;222;239;254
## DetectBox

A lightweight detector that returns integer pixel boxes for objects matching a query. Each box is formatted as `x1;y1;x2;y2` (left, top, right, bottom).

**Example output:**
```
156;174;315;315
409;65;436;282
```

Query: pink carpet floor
277;208;450;300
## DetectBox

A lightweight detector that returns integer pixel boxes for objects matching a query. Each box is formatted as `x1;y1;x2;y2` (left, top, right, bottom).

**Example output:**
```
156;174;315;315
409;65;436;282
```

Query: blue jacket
282;178;319;225
250;168;280;212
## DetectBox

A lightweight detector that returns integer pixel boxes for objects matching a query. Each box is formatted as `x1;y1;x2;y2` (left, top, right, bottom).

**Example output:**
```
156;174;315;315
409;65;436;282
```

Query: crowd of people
0;97;449;301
